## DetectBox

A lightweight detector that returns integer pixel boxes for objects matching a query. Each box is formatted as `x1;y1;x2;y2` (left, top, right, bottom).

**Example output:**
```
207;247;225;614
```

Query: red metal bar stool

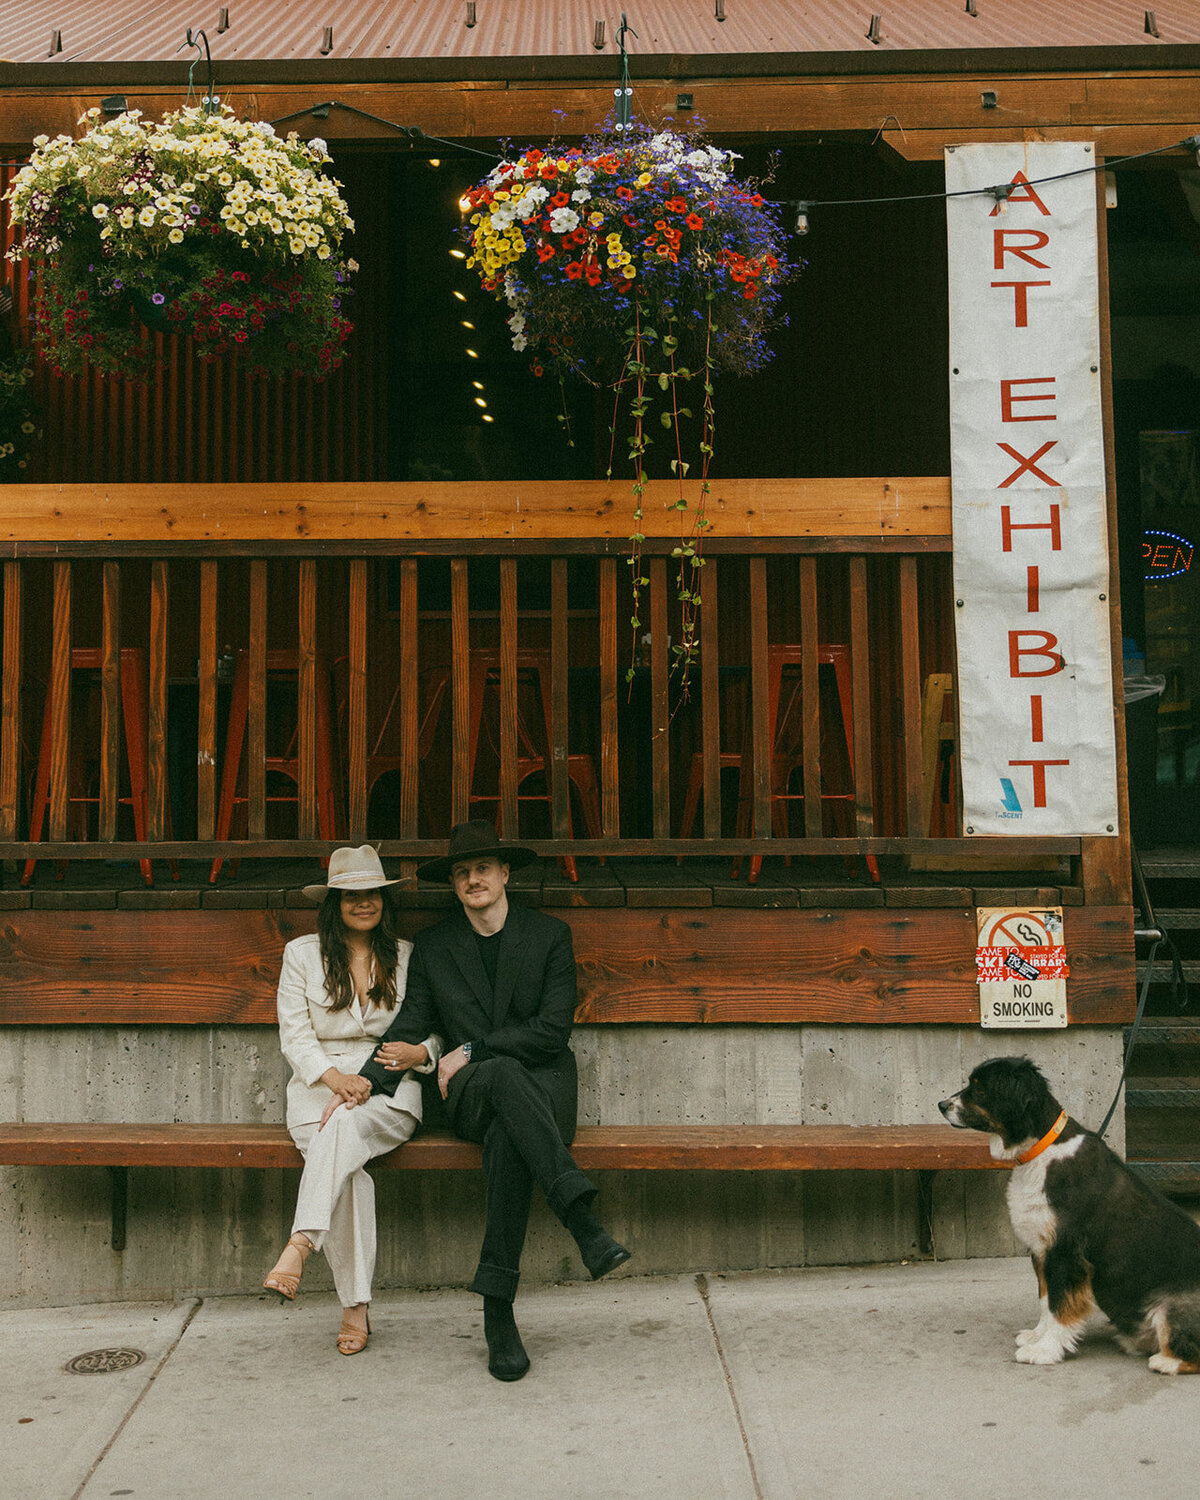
467;649;603;883
209;649;339;881
22;647;172;887
362;666;451;816
732;643;880;884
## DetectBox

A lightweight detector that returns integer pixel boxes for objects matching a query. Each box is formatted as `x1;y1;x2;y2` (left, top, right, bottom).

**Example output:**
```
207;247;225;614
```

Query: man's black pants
447;1053;595;1301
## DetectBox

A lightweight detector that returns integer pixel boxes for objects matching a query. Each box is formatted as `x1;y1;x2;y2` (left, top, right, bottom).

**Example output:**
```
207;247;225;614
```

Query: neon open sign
1143;529;1194;582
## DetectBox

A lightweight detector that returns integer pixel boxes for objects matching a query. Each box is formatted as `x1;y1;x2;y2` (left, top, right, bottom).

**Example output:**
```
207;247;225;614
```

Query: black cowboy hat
417;820;538;883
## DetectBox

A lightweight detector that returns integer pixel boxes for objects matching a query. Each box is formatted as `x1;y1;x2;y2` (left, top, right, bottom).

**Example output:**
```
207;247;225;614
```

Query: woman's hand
320;1067;372;1107
378;1041;430;1073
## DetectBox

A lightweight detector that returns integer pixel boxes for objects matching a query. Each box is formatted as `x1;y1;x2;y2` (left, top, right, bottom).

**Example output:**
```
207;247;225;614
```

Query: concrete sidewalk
4;1259;1197;1500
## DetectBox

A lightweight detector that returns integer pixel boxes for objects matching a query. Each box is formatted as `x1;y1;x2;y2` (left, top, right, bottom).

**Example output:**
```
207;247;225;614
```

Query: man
360;820;630;1381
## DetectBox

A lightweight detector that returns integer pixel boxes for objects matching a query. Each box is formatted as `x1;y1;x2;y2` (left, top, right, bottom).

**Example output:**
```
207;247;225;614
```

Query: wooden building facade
2;6;1193;1301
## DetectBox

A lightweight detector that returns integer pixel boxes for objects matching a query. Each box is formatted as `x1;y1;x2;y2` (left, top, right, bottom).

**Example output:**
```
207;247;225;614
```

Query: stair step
1133;959;1200;984
1145;908;1200;931
1125;1019;1200;1046
1125;1078;1200;1108
1126;1159;1200;1191
1137;850;1200;879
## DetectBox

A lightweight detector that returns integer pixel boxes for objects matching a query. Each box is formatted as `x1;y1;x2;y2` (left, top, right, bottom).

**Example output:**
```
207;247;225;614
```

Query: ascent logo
997;777;1023;819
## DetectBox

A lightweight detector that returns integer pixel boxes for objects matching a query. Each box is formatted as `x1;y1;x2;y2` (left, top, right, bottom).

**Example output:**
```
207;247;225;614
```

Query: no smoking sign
976;906;1069;1029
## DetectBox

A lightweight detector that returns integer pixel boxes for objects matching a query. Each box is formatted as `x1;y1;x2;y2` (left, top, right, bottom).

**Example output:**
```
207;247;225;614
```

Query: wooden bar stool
467;649;603;883
731;643;880;884
362;666;451;823
22;647;168;887
209;649;339;881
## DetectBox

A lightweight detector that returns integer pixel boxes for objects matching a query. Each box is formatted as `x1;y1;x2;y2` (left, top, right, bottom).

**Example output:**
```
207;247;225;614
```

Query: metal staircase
1122;849;1198;1195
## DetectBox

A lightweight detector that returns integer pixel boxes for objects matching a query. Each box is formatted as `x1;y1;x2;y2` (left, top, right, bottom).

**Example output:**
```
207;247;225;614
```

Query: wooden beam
4;71;1200;147
0;478;951;546
0;905;1133;1026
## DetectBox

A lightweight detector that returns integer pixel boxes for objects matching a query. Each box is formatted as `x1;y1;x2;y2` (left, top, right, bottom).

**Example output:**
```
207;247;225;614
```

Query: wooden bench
0;1121;1002;1251
0;904;1122;1265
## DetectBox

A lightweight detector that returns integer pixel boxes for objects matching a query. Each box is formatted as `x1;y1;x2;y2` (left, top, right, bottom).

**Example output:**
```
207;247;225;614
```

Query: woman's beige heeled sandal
337;1304;371;1355
263;1233;314;1302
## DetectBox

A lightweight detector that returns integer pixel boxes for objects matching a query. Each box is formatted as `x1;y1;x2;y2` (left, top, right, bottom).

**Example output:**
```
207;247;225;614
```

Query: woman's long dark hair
317;888;400;1012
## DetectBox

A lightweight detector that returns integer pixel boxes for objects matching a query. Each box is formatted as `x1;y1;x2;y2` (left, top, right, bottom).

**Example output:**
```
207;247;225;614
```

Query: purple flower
151;292;166;305
112;279;123;290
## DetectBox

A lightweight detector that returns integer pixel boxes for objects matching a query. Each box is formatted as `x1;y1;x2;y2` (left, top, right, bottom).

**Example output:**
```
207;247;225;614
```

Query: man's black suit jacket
360;901;579;1140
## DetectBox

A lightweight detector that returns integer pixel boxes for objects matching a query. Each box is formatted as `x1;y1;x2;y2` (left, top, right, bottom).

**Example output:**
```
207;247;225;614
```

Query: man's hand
437;1044;473;1100
378;1041;431;1072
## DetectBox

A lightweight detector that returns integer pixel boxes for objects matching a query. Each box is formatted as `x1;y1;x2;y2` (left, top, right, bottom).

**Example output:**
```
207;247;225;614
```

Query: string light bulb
794;202;810;235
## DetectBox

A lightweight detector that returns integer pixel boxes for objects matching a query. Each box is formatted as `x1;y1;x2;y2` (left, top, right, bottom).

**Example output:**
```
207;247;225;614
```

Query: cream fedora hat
302;845;402;900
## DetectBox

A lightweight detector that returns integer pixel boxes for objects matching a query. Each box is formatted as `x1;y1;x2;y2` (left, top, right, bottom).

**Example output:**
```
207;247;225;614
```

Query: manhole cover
65;1348;146;1375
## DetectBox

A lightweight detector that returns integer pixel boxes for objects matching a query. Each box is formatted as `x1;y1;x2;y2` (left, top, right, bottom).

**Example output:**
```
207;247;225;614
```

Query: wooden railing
0;479;1084;870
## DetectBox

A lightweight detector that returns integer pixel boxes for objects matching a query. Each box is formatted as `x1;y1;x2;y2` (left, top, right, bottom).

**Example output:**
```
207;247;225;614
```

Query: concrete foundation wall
0;1025;1125;1306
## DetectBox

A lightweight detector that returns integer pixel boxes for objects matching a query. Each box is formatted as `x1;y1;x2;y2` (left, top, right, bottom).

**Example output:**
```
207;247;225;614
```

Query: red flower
539;161;558;180
686;213;704;230
622;213;639;228
616;186;635;200
644;234;658;247
585;267;602;285
530;360;544;376
571;226;589;245
656;244;671;258
537;243;556;262
750;194;764;206
565;261;584;279
664;196;687;213
743;285;757;298
549;191;569;209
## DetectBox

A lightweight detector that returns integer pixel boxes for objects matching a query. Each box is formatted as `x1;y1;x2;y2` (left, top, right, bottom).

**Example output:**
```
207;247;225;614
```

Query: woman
263;845;441;1354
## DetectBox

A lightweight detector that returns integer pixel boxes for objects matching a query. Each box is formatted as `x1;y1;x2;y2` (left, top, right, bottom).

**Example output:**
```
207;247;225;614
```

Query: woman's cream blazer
276;932;442;1130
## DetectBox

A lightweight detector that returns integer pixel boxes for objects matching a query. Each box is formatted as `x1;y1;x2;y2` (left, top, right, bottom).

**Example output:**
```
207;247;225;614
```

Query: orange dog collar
1013;1109;1069;1165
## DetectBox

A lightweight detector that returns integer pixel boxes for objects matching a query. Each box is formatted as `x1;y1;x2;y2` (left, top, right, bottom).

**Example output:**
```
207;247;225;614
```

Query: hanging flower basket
5;105;357;381
462;123;793;684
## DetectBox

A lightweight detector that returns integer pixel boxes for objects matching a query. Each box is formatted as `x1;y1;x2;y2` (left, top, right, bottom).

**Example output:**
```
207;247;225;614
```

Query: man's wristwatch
461;1040;473;1061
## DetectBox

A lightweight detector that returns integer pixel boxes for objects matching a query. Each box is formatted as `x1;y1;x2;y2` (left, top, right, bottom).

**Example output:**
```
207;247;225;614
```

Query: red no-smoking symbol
984;911;1051;948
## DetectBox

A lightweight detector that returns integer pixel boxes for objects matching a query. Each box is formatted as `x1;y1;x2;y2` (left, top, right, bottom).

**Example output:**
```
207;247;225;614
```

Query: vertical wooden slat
700;558;721;840
147;561;169;840
297;559;318;838
196;560;218;842
0;562;23;842
599;557;619;836
799;556;822;838
1081;163;1131;903
898;555;925;836
347;559;368;840
749;557;770;846
48;561;72;843
248;560;268;840
848;555;875;835
451;558;470;826
649;556;670;839
549;558;570;838
498;558;518;836
398;558;419;841
99;562;121;843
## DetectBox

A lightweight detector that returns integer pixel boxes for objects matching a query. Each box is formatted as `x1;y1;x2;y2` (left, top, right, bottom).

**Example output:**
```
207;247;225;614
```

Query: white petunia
549;206;579;234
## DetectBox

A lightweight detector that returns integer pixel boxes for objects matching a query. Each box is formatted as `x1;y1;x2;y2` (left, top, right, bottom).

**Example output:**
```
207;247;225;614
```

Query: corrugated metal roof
2;0;1198;66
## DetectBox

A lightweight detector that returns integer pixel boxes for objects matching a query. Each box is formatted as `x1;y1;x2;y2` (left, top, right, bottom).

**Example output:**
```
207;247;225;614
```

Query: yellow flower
636;172;652;186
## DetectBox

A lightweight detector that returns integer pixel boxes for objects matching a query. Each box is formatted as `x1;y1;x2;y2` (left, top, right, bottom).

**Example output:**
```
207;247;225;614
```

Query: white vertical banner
946;142;1118;836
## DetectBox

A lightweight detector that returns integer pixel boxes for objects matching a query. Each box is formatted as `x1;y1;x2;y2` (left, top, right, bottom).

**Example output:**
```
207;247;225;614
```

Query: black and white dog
939;1056;1200;1374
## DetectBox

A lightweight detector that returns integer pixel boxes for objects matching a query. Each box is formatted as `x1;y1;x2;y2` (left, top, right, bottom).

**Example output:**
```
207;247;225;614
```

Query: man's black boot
564;1200;632;1280
483;1296;530;1381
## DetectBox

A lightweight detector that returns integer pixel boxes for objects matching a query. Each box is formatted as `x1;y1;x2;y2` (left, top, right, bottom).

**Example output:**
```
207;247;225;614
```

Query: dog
939;1056;1200;1374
